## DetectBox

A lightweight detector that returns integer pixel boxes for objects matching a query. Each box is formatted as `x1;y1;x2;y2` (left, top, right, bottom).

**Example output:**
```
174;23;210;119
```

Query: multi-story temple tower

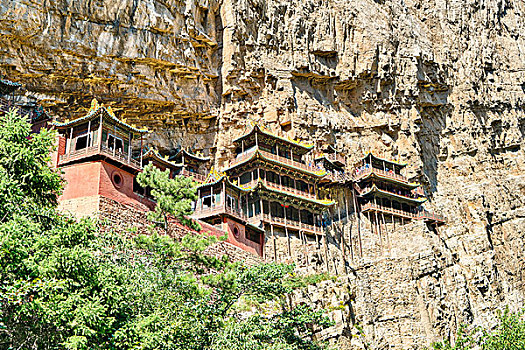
193;124;336;259
354;153;444;225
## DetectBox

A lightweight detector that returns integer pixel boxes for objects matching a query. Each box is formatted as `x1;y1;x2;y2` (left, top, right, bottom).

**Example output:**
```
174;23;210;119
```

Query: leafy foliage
0;109;62;222
0;109;333;350
432;308;525;350
136;163;199;231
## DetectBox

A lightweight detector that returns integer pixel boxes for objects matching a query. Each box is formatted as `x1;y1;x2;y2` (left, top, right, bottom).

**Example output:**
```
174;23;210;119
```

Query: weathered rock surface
1;0;524;348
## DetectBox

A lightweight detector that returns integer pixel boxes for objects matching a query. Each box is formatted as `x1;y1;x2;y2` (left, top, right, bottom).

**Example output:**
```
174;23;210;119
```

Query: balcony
253;213;323;235
179;168;207;183
418;210;445;223
58;144;142;171
360;202;419;220
354;167;409;184
226;147;323;175
0;98;46;122
239;178;317;200
326;153;345;166
193;204;247;222
356;185;424;203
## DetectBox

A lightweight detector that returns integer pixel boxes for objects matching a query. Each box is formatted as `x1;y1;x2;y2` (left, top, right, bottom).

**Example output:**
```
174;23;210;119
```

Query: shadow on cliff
416;104;449;196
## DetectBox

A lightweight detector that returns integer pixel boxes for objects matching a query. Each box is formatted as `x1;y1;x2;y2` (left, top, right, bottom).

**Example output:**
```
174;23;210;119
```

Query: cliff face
1;0;524;348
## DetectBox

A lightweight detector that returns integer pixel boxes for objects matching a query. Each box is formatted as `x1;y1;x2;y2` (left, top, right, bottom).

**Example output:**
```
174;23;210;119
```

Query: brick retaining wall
98;196;263;266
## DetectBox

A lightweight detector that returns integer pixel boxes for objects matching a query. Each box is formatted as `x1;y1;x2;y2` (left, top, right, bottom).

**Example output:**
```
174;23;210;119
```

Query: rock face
1;0;524;348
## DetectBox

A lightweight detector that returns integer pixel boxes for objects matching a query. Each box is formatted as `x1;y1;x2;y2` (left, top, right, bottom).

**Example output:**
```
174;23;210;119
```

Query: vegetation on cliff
432;308;525;350
0;109;332;350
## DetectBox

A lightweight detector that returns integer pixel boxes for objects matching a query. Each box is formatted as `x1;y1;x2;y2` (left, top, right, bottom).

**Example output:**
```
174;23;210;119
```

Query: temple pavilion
315;145;349;185
169;148;210;182
0;78;21;98
0;78;50;131
193;124;336;258
142;148;209;183
353;153;444;225
51;99;152;215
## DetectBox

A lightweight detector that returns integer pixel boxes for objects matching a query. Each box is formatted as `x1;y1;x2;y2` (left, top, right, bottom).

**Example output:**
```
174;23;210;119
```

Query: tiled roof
52;99;148;134
233;124;314;151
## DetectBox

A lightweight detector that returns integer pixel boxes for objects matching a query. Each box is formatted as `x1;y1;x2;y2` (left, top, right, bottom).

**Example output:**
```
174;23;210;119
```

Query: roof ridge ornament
89;98;100;113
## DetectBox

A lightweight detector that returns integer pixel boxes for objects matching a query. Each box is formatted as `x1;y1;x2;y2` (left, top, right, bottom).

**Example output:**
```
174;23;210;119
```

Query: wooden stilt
351;186;363;257
337;191;344;253
344;188;353;262
271;224;277;262
381;211;390;252
393;214;396;231
300;230;308;267
285;227;291;257
375;211;382;254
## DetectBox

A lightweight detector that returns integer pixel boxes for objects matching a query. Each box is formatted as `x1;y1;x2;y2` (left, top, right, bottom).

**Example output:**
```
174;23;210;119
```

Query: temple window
296;179;308;192
281;175;293;188
202;195;212;208
108;134;124;152
240;172;251;184
227;195;236;209
75;133;89;151
266;171;278;184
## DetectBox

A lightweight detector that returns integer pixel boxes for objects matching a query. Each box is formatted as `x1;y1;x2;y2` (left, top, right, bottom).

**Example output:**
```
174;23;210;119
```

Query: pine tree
136;163;200;231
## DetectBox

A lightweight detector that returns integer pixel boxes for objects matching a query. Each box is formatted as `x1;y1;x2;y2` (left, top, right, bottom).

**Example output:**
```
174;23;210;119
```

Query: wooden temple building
192;125;445;258
169;148;210;182
192;124;337;258
51;100;153;215
0;78;51;132
353;153;443;225
142;148;209;183
7;77;444;259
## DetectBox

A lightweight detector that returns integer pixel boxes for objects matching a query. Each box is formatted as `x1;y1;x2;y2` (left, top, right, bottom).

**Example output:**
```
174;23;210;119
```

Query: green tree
0;109;334;350
432;308;525;350
0;108;62;222
136;163;199;231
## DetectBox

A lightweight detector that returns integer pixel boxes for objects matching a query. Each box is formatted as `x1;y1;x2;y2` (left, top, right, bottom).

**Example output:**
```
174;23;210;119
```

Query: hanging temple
1;79;444;260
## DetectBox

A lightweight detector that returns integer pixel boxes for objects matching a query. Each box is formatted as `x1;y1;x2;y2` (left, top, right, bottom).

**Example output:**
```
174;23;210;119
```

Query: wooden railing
418;210;445;223
59;144;141;169
193;204;247;221
360;202;419;219
361;203;445;223
357;185;422;202
326;153;346;165
227;147;257;168
180;168;207;183
263;180;316;199
354;167;409;183
260;149;322;174
0;98;42;121
227;147;323;174
240;179;316;200
255;213;323;235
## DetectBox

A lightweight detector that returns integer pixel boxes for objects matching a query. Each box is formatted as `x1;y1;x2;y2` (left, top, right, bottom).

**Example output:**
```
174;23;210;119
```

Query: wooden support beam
375;210;382;254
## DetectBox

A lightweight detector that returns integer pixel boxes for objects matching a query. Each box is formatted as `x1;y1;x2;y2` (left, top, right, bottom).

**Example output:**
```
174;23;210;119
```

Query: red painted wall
51;135;66;168
59;160;154;211
222;217;263;257
99;162;152;210
60;161;101;201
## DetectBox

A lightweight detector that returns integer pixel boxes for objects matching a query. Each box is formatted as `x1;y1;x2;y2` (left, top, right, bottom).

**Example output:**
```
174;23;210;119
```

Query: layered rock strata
1;0;524;348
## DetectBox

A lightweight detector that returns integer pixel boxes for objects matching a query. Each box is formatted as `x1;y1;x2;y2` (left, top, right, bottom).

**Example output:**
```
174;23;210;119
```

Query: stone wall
98;196;263;265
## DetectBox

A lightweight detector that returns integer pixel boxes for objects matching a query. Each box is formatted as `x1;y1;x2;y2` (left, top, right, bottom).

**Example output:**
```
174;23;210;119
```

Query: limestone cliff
1;0;524;348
